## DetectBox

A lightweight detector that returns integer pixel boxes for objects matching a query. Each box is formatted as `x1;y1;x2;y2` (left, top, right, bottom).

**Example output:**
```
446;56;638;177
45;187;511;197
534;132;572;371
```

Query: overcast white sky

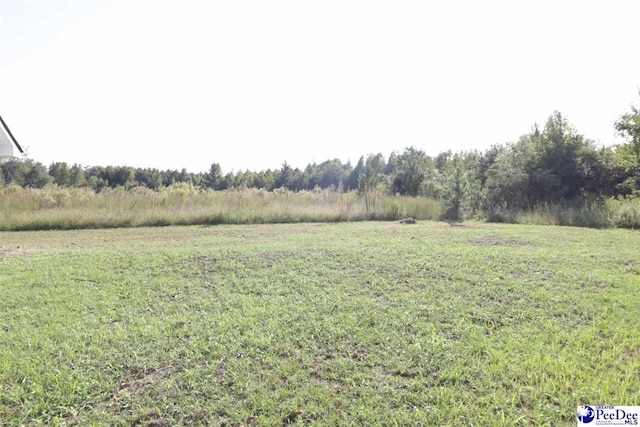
1;0;639;173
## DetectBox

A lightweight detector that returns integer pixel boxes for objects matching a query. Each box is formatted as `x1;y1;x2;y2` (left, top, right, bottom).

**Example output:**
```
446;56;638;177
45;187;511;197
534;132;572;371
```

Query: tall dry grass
0;184;444;231
3;184;637;231
487;198;640;229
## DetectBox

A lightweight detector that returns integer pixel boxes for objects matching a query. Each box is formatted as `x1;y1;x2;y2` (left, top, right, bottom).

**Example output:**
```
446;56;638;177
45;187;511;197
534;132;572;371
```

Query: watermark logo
578;406;595;424
577;406;640;426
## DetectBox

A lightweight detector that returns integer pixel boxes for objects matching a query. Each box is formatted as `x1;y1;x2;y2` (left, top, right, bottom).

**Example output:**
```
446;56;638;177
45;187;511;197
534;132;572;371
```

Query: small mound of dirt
399;218;417;225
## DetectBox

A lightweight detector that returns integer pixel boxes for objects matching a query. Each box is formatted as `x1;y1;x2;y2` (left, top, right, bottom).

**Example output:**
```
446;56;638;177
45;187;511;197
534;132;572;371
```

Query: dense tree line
2;94;640;220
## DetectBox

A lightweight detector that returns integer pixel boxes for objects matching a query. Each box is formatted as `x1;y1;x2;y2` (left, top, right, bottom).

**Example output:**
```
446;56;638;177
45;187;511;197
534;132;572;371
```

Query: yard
0;221;638;425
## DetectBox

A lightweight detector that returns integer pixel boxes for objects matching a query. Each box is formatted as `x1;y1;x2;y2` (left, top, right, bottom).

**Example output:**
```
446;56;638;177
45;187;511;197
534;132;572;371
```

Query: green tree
392;147;427;196
347;156;365;191
23;160;50;188
116;166;136;188
532;112;586;201
352;154;386;214
444;155;468;221
478;145;504;185
485;136;537;210
203;163;223;190
177;168;191;184
253;169;277;190
0;159;25;186
237;169;257;188
69;164;86;187
458;151;484;214
435;150;452;174
136;168;162;190
317;159;349;189
614;93;640;194
0;159;49;188
274;162;293;189
49;162;70;186
303;163;320;190
485;112;595;209
100;165;135;188
384;151;398;175
287;168;306;191
219;172;235;190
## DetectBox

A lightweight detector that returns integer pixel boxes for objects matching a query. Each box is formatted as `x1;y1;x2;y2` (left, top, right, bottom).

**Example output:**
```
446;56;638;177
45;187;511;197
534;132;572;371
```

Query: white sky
1;0;639;173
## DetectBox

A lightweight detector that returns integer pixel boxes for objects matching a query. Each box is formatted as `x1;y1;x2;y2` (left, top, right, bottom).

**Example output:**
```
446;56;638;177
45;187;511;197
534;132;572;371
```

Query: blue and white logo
577;406;640;426
577;406;595;423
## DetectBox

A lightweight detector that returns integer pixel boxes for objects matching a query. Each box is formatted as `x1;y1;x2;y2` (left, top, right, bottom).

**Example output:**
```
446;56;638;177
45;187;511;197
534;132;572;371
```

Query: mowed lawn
0;222;639;426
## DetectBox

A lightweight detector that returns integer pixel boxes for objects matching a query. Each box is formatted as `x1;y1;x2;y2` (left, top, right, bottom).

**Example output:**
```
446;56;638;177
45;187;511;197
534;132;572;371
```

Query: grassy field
1;184;639;232
0;185;443;231
0;221;639;425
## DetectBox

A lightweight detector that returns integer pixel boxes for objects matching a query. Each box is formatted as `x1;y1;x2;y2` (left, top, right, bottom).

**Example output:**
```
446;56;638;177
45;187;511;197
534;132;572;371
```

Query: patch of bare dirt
0;246;31;259
114;366;175;399
99;365;176;417
469;236;527;247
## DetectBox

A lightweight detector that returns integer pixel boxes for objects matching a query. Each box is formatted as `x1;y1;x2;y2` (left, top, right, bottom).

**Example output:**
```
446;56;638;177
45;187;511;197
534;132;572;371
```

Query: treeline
2;98;639;222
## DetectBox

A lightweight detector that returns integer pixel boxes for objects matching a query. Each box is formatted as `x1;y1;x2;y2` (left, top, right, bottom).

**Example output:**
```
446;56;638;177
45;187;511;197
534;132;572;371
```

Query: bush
485;198;640;229
611;197;640;229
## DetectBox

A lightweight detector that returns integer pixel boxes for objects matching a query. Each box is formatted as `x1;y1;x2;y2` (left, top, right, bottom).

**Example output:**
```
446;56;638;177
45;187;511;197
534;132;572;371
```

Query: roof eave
0;115;24;154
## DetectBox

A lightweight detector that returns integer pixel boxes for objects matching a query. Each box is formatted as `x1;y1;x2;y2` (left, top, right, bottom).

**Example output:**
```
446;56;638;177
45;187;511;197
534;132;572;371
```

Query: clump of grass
487;198;640;229
609;197;640;229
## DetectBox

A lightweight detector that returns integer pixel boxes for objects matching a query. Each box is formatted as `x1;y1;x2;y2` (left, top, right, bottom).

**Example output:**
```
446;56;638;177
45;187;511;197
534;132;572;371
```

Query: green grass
1;221;639;425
